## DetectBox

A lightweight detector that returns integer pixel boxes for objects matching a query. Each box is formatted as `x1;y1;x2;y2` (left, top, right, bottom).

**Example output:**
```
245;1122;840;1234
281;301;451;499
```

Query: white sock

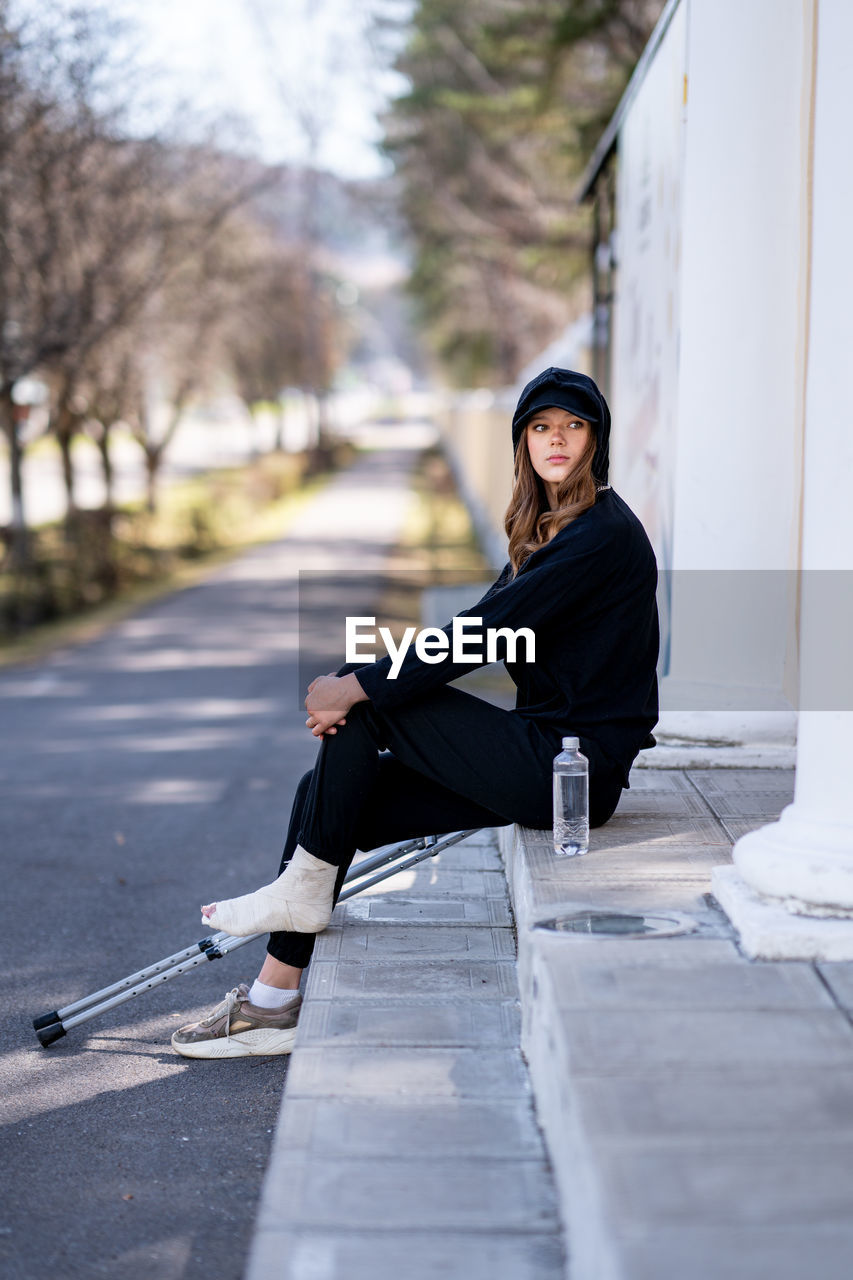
248;979;299;1009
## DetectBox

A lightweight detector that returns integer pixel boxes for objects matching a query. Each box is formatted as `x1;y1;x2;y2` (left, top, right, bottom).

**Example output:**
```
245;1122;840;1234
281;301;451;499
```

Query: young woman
171;367;659;1058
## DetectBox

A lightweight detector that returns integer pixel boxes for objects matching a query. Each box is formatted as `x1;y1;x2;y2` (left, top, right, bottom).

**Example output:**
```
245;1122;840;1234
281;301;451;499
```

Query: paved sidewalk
247;829;565;1280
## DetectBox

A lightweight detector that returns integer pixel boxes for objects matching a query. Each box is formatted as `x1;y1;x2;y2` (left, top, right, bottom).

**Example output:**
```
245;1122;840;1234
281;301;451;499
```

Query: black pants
266;668;624;970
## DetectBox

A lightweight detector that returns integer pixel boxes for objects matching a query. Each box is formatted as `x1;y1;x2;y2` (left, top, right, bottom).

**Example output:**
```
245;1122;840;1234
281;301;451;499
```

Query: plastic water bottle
553;736;589;857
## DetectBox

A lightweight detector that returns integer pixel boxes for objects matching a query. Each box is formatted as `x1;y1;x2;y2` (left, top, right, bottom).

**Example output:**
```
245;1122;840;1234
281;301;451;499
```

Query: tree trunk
309;391;335;473
57;421;76;520
316;390;329;444
97;427;114;509
0;386;30;571
90;425;117;595
145;447;159;514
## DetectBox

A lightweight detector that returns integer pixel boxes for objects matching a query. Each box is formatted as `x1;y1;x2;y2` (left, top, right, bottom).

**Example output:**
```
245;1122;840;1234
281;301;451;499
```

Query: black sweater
355;487;660;787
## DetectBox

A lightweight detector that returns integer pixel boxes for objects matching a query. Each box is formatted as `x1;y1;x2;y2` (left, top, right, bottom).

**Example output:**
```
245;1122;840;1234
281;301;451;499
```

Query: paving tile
518;834;726;876
687;768;796;794
588;816;731;847
611;790;712;816
304;958;519;1001
618;770;696;792
596;1136;853;1225
513;847;730;884
717;817;774;842
256;1152;560;1232
523;878;718;918
285;1046;531;1099
612;1223;853;1280
529;845;730;872
296;998;520;1047
521;822;701;855
248;1229;565;1280
571;1067;853;1138
431;841;503;868
531;937;740;967
543;954;834;1011
518;832;728;888
338;895;512;926
313;923;516;961
701;793;792;819
526;866;720;889
684;770;795;819
453;829;500;848
559;1008;853;1073
817;961;853;1009
348;867;508;898
274;1097;545;1159
353;845;503;873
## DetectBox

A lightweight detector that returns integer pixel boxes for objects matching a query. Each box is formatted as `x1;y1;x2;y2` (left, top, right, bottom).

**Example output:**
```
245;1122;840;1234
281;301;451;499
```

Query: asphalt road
0;444;420;1280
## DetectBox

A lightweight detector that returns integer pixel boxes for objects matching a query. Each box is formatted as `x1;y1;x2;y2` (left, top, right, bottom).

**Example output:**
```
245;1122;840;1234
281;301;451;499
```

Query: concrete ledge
496;765;853;1280
498;816;737;1280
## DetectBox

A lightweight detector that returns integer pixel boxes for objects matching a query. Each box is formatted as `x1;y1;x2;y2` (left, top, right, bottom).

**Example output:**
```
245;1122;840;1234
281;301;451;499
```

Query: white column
712;0;853;958
651;0;809;763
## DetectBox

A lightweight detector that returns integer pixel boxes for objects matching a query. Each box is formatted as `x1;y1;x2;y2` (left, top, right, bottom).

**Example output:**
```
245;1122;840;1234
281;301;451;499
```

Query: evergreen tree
382;0;664;385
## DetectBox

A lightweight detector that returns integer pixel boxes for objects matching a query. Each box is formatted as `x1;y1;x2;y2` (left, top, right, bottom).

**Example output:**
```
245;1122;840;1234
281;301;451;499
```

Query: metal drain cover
533;909;695;938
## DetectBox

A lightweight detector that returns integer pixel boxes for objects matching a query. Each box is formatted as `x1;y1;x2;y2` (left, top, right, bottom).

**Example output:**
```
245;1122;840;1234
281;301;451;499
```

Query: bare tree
230;242;304;446
120;187;264;512
245;0;356;461
80;335;142;512
1;4;277;563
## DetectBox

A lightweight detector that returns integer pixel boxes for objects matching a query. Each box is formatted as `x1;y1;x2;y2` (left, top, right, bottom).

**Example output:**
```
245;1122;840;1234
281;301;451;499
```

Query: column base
732;806;853;909
712;865;853;960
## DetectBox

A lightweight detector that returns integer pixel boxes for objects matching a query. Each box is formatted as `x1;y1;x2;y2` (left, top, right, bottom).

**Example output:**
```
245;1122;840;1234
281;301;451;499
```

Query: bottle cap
562;736;579;749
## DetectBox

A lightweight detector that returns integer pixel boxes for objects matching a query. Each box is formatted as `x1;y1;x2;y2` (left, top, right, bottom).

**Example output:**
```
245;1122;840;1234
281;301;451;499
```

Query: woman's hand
304;672;367;737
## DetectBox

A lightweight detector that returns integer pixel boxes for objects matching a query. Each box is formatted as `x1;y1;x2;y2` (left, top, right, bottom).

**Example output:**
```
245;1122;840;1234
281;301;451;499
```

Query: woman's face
525;406;593;508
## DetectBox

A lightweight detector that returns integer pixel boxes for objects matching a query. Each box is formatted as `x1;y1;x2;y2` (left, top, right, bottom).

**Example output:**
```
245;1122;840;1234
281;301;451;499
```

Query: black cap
511;367;611;484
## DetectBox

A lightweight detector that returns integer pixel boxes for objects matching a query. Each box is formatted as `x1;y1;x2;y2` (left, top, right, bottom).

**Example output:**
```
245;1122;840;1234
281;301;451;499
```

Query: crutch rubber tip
32;1011;60;1032
36;1022;67;1047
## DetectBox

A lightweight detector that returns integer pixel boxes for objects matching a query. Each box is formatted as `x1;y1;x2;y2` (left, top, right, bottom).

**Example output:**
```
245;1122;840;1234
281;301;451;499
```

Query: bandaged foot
201;846;337;936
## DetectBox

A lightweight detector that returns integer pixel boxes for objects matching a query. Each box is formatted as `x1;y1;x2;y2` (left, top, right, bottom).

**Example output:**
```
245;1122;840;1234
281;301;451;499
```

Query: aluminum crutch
32;834;443;1037
32;828;480;1046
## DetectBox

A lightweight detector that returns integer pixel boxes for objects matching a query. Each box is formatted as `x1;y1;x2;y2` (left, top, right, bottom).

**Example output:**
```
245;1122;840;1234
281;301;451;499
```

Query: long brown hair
504;430;598;575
